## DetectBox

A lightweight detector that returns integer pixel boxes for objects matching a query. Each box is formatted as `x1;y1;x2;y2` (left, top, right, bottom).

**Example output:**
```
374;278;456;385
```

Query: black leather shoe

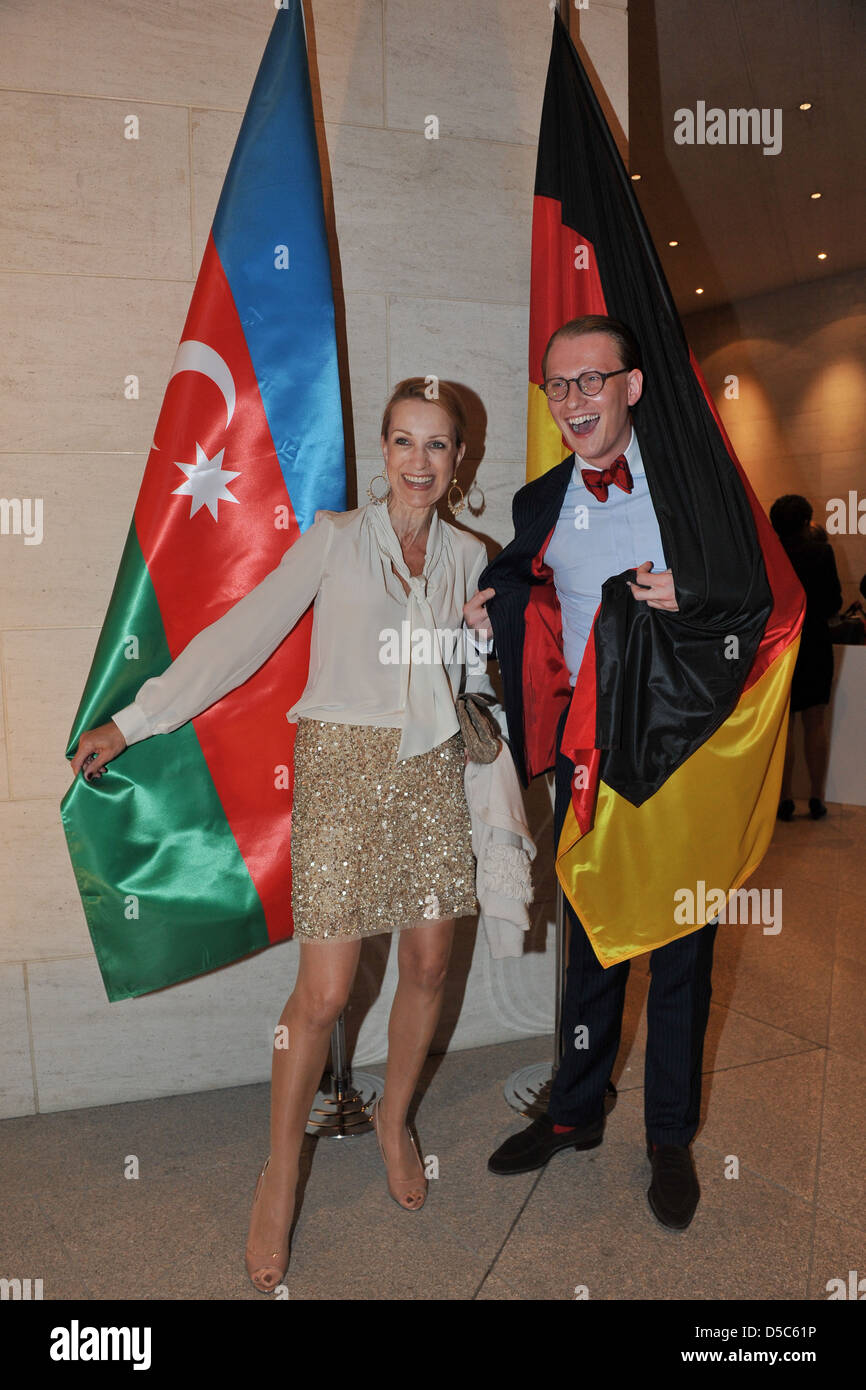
808;797;828;820
646;1143;699;1229
488;1112;603;1175
777;798;795;822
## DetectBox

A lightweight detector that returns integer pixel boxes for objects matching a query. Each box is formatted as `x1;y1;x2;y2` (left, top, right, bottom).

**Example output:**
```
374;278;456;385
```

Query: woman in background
770;494;843;820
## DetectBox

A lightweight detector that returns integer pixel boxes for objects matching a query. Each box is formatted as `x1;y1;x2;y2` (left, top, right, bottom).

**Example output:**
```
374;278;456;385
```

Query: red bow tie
580;454;633;502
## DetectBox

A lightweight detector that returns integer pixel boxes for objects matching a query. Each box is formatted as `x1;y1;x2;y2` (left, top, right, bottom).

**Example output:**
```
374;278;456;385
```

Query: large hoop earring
367;470;390;504
447;477;465;517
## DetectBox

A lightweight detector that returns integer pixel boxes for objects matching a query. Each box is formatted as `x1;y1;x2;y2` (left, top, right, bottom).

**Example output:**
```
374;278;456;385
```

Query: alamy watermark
379;623;486;675
49;1322;151;1369
826;491;865;534
826;1270;866;1299
1;1276;43;1299
674;101;782;156
0;497;43;545
674;880;782;934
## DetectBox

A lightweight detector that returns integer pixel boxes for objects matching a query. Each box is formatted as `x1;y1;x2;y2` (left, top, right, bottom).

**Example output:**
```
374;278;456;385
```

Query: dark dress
783;536;843;711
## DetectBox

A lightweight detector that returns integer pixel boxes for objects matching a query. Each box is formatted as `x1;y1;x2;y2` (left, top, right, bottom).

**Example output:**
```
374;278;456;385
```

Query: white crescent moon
167;340;236;427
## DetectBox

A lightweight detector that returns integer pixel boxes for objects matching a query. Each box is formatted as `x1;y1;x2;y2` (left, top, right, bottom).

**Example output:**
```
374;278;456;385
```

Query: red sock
552;1123;576;1134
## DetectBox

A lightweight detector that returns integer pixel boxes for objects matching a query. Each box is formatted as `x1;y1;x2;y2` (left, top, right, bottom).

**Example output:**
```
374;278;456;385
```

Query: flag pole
306;1013;384;1137
502;0;569;1118
502;0;607;1119
503;847;615;1118
503;832;568;1117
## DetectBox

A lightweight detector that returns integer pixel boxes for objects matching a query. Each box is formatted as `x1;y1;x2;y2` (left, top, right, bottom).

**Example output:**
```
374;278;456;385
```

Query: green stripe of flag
62;522;269;1002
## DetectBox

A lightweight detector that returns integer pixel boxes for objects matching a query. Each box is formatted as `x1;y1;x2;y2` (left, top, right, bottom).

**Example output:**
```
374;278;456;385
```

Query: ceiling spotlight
668;239;679;247
810;192;822;199
696;287;704;295
630;173;641;181
799;101;812;110
817;251;828;260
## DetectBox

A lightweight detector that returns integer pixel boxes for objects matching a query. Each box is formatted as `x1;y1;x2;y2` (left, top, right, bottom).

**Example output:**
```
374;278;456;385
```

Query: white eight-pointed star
172;443;241;520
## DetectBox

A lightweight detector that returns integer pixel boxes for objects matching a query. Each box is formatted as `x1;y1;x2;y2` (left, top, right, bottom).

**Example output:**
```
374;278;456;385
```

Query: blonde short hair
380;378;467;447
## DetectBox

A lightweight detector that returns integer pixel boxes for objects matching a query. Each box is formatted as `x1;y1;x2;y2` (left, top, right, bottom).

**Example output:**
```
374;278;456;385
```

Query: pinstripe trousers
547;717;718;1147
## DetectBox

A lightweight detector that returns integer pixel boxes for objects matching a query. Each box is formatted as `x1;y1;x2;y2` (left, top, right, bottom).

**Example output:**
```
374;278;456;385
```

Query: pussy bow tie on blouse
580;454;633;502
367;502;461;761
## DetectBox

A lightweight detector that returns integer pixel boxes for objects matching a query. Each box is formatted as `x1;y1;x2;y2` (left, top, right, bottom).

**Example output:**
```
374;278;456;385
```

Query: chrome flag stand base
305;1011;384;1138
504;1069;618;1121
503;1065;555;1120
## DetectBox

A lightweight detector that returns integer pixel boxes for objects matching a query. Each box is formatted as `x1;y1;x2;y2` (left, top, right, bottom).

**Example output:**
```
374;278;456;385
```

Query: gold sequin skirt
291;719;477;942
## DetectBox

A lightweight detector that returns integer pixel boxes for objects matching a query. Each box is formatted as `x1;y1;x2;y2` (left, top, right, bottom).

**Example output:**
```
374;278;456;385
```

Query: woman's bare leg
802;704;829;801
376;918;456;1197
780;714;796;800
246;936;362;1288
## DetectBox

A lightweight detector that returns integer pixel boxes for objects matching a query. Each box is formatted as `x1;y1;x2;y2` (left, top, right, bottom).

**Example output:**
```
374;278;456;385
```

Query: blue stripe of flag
211;0;346;530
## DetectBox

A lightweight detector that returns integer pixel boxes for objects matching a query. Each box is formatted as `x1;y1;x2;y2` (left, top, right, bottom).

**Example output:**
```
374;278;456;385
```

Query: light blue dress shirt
544;427;667;684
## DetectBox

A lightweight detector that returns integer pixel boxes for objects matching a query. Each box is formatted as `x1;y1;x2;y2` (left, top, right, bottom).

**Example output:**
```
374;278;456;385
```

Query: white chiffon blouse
111;502;495;761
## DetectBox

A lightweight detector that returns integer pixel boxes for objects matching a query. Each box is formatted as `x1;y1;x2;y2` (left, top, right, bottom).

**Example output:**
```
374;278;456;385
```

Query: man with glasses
464;313;716;1230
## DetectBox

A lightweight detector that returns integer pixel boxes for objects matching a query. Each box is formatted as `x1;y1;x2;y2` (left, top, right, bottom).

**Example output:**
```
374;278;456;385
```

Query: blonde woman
72;379;494;1292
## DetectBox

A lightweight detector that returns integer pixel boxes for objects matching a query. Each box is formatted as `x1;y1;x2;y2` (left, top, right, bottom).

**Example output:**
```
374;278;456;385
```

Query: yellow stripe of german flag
556;639;799;966
527;383;569;483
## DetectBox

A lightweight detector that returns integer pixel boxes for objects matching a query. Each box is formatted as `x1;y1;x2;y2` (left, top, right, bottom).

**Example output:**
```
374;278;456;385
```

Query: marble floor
2;804;864;1301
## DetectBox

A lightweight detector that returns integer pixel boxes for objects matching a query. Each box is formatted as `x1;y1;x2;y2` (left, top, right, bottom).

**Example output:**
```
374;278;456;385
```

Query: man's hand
463;586;496;639
628;561;679;611
70;721;127;781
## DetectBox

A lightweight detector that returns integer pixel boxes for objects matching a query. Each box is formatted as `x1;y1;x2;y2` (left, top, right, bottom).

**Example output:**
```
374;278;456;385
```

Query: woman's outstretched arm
70;514;335;779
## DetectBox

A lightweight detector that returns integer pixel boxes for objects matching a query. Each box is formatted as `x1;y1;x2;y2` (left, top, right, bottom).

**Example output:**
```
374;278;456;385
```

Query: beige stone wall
0;0;628;1117
686;269;866;811
685;268;866;610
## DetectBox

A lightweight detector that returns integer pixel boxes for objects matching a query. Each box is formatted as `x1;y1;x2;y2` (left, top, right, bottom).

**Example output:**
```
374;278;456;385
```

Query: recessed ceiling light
810;192;822;199
668;239;678;247
630;173;641;181
799;101;812;110
817;251;828;260
696;287;704;295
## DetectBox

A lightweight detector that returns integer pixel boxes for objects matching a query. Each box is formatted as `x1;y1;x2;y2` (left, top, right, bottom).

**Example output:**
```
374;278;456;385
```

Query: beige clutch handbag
455;691;501;764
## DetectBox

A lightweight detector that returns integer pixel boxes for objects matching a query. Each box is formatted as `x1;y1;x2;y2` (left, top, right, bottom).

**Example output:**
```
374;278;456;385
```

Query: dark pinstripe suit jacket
479;456;578;789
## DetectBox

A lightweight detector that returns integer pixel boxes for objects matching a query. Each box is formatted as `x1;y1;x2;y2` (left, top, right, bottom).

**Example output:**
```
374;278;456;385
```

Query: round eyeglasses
543;367;630;400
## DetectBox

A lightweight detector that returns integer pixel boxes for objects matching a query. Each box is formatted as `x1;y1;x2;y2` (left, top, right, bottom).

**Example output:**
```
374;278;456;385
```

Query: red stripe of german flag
527;195;606;484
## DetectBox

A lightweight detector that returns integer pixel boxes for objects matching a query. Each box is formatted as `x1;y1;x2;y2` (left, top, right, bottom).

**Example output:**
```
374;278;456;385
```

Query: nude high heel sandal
371;1098;428;1211
244;1157;290;1293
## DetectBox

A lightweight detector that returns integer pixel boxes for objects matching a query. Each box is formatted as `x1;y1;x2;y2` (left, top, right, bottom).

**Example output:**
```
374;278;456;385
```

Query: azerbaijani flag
61;2;345;1002
520;14;804;965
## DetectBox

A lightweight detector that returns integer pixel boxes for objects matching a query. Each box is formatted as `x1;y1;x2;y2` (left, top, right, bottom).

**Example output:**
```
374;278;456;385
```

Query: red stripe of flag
529;195;607;384
135;233;309;942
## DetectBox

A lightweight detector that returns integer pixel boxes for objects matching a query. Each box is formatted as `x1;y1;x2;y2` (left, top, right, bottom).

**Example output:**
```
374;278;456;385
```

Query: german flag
483;14;804;967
